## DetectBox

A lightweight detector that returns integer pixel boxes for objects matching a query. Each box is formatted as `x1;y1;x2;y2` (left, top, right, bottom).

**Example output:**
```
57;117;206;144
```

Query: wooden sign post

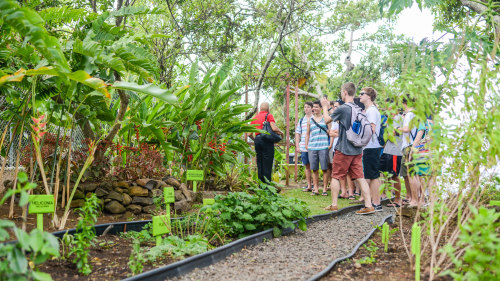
186;170;203;192
152;214;171;246
164;187;175;214
28;195;55;231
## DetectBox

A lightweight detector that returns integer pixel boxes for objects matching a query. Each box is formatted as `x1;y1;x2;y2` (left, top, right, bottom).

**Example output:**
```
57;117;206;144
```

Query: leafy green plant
68;194;101;275
376;222;398;252
120;223;155;244
212;184;310;238
442;206;500;281
0;175;59;281
128;239;145;275
144;234;209;262
357;240;379;265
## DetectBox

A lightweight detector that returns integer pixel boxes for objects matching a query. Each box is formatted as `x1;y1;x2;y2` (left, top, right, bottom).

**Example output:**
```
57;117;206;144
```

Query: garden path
174;208;395;281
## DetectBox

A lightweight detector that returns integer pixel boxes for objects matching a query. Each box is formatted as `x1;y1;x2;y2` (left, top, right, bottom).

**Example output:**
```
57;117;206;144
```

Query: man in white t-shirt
295;102;313;191
359;87;383;211
396;96;420;207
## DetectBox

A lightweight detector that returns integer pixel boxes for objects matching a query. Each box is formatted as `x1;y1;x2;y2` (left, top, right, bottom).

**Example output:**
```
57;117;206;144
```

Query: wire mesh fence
0;97;88;168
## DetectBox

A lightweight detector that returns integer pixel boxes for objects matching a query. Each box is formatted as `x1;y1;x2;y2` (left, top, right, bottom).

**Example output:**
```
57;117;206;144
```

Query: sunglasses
359;92;367;96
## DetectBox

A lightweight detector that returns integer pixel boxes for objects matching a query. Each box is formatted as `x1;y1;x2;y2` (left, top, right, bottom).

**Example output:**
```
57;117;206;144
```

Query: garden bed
322;214;453;281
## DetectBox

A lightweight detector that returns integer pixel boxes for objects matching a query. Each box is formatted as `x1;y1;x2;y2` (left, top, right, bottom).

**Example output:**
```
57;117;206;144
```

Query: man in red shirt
250;102;283;183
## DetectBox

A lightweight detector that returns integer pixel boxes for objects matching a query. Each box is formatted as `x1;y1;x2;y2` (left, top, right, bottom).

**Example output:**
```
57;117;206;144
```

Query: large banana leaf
113;81;178;104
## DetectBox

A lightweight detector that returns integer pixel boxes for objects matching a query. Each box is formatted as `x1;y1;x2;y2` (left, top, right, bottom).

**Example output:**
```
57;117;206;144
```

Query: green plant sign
28;195;54;231
186;170;203;192
164;187;175;204
152;215;171;245
28;195;54;214
203;198;215;206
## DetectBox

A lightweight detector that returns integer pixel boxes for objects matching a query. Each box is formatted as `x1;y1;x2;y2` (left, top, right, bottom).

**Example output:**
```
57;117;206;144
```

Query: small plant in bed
120;222;155;244
212;183;310;238
357;240;379;265
144;234;209;263
66;194;101;275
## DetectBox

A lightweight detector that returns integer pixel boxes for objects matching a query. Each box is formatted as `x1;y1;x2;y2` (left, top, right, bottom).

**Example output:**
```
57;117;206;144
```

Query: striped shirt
295;116;310;152
308;117;330;151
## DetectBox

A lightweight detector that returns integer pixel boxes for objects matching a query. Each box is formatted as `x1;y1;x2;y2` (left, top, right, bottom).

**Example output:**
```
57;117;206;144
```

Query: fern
38;6;87;25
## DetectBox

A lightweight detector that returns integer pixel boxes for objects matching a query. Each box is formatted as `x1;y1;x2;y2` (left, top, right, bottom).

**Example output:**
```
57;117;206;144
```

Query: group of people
251;82;432;215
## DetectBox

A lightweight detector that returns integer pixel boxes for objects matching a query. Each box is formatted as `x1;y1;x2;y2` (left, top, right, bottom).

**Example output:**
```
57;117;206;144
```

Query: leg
261;141;275;183
355;178;373;208
312;170;319;193
322;170;329;193
305;163;312;188
347;173;355;196
369;178;381;206
329;178;340;206
392;174;402;205
340;177;348;197
254;136;264;183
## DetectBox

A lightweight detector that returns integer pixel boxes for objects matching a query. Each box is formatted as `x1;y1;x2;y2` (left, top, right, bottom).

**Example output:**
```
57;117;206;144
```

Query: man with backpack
295;101;314;191
320;82;375;214
359;87;383;211
305;100;333;196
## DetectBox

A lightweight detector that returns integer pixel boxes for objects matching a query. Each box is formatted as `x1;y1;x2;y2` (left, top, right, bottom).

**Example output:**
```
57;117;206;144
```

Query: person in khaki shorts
320;82;375;215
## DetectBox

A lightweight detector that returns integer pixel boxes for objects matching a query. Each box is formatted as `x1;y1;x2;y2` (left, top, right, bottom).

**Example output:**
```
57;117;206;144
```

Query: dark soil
0;203;151;239
322;215;453;281
38;234;174;281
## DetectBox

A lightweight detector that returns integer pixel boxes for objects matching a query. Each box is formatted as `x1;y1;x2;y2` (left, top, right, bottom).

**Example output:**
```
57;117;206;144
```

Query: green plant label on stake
28;195;54;231
203;198;215;206
152;214;171;245
164;187;175;203
186;170;203;192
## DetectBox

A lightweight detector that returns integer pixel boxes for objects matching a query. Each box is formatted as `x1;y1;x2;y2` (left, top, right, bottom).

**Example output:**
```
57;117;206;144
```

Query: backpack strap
264;113;269;122
311;117;329;135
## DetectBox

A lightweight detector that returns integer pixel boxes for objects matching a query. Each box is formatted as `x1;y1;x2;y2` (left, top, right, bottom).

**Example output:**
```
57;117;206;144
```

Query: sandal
303;188;312;192
311;192;319;196
387;202;401;208
348;195;356;200
321;192;328;196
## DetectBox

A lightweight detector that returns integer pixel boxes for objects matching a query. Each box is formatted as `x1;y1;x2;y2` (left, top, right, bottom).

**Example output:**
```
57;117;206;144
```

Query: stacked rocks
73;177;198;215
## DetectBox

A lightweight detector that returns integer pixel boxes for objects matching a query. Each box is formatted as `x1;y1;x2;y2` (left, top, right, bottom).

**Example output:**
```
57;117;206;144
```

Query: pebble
174;209;394;281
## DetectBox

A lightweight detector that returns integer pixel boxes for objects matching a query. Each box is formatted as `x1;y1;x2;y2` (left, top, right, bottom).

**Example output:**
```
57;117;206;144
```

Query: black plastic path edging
3;217;184;245
122;200;392;281
306;213;394;281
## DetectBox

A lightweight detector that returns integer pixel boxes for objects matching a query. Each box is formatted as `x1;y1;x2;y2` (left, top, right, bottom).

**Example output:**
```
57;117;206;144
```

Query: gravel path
174;208;395;281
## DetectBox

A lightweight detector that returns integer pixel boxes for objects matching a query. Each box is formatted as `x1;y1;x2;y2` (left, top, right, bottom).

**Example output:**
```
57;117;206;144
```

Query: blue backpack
377;114;387;146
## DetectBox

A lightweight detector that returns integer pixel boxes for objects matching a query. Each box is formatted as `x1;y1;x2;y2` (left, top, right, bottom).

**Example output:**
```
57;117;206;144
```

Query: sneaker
373;204;383;212
356;207;375;215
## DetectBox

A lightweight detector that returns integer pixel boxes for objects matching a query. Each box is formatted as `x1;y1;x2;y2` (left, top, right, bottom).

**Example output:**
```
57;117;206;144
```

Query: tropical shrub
212;185;310;238
443;206;500;281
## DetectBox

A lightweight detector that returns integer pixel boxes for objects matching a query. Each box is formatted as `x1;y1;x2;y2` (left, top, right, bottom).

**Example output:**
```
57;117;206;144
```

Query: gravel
174;208;395;281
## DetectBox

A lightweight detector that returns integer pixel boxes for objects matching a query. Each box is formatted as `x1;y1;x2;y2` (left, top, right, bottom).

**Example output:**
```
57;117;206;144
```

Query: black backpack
377;114;388;146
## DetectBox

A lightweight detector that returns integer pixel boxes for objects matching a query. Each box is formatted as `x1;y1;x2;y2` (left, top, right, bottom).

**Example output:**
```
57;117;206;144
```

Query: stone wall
75;177;200;215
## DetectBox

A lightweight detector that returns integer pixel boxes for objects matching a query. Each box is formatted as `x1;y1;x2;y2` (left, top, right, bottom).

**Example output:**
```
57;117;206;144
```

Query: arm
295;133;301;153
327;122;333;149
412;130;425;148
270;122;283;135
320;97;333;124
305;119;311;150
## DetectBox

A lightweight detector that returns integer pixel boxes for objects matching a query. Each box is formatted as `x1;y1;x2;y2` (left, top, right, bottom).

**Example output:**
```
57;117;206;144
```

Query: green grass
282;188;355;216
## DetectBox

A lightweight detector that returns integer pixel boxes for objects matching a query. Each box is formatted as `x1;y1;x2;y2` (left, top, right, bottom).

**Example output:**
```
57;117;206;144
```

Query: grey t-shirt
383;114;403;156
331;103;363;156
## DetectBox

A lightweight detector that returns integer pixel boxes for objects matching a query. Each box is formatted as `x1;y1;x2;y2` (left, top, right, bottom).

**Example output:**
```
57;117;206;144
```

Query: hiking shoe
356;207;375;215
374;204;383;212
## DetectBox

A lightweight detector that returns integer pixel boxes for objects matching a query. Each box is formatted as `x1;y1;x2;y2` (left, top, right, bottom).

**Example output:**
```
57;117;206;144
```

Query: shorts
331;150;364;180
400;146;415;177
362;148;382;179
301;152;310;166
379;153;402;176
308;149;330;171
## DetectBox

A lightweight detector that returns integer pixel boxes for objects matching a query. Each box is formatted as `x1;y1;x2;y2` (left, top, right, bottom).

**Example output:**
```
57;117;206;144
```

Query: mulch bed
322;214;453;281
38;234;174;281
